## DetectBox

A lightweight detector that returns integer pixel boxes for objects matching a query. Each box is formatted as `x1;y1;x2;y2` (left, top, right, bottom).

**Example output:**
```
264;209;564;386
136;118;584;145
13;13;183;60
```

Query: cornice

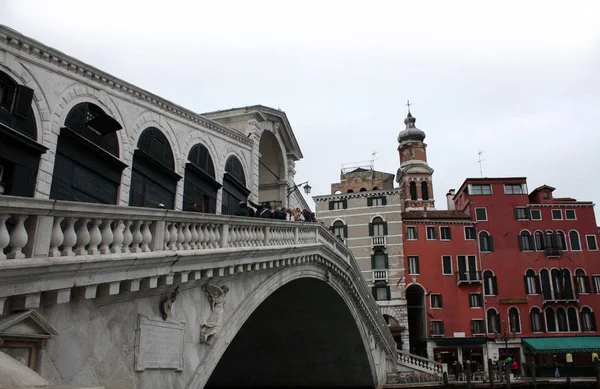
0;25;252;147
313;189;402;202
528;203;594;208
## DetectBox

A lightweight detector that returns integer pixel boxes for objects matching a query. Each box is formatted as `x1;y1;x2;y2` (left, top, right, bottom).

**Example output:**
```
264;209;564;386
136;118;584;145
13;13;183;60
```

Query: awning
522;337;600;353
435;338;487;347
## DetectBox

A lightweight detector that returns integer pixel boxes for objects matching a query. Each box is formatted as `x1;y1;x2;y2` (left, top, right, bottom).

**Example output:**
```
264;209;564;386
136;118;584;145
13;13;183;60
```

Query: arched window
534;231;545;250
372;186;379;190
575;269;590;294
484;270;497;295
409;181;417;200
556;231;567;250
569;230;581;251
524;269;539;294
222;156;250;215
509;307;521;333
551;268;574;300
421;181;429;200
530;307;544;332
545;307;557;332
0;70;37;140
370;217;386;237
64;102;120;157
479;231;494;252
347;189;354;193
540;269;553;300
332;220;347;239
581;307;597;332
372;249;388;269
487;308;501;333
519;230;533;251
567;307;579;332
225;156;246;187
557;307;568;332
544;231;558;251
359;188;367;192
183;144;219;213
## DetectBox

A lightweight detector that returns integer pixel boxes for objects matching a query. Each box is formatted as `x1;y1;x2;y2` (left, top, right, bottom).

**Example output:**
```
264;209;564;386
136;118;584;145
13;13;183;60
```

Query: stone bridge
0;196;399;389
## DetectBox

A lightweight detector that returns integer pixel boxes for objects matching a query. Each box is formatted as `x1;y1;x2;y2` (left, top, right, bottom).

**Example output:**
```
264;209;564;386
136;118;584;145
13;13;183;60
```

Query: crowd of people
236;200;317;222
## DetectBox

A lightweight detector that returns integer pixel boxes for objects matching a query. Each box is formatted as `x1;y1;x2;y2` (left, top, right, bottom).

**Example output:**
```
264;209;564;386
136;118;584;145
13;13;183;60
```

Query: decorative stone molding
313;189;402;202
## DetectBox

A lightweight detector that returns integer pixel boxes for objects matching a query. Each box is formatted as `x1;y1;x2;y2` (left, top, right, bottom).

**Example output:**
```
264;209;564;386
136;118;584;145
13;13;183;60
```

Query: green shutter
386;286;391;300
526;208;532;220
342;199;348;209
369;223;374;236
383;222;388;236
329;201;334;210
384;253;389;268
489;236;495;252
343;225;348;239
518;235;524;251
514;208;519;219
372;287;377;300
447;228;452;240
439;295;443;308
367;198;373;206
415;227;419;240
492;276;498;295
382;196;387;205
415;257;420;274
371;254;376;269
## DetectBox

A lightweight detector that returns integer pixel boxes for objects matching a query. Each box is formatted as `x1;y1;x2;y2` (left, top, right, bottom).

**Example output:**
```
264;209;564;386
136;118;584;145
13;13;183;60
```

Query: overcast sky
2;1;599;220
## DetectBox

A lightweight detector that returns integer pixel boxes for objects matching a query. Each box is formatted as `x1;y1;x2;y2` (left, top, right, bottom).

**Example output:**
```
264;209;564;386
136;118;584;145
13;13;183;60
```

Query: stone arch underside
406;284;426;356
258;130;286;207
205;277;375;389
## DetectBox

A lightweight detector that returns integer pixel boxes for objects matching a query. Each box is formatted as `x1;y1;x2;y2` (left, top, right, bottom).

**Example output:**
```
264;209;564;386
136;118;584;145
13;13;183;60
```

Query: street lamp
287;181;311;199
495;320;517;360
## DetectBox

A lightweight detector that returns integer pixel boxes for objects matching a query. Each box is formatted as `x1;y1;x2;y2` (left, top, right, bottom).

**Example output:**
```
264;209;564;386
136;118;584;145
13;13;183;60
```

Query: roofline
0;24;252;147
456;177;528;196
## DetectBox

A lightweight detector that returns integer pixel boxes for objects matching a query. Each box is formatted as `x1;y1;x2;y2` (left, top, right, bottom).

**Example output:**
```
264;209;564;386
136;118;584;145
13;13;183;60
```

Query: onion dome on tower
397;112;426;144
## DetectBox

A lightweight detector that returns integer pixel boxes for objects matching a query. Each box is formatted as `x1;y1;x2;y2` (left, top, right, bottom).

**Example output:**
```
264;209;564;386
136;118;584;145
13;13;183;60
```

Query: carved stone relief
199;283;230;345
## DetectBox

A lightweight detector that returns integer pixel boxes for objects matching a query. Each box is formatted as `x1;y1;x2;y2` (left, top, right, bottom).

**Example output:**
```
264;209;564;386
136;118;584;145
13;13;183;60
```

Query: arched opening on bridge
406;284;427;357
383;314;403;350
206;278;375;389
221;155;250;215
183;143;221;213
258;130;285;208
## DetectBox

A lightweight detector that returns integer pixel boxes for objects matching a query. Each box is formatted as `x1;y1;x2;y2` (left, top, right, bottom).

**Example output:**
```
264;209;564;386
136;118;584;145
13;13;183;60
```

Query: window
421;181;429;200
431;294;443;308
534;231;545;250
587;235;598;251
594;276;600;294
440;226;451;240
471;184;492;195
540;269;553;300
457;255;478;282
431;321;444;336
408;256;420;275
469;293;483;308
370;217;387;237
464;226;476;240
483;270;498;295
530;209;542;220
551;268;575;300
557;307;568;332
530;308;544;332
504;184;524;194
543;191;550;199
406;226;418;240
426;226;438;240
332;220;347;240
569;230;581;251
581;307;597;332
368;196;386;207
442;256;452;275
475;208;487;221
545;308;557;332
479;231;494;252
372;285;390;301
552;209;563;220
565;210;576;220
509;307;521;333
487;309;501;333
575;269;590;294
514;207;529;220
409;181;417;200
519;231;534;251
372;250;388;269
471;319;485;335
524;269;540;294
568;307;579;332
329;200;347;210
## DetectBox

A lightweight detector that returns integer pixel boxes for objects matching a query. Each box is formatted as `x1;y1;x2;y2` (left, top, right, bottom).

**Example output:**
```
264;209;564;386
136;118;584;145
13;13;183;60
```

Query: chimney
446;189;456;211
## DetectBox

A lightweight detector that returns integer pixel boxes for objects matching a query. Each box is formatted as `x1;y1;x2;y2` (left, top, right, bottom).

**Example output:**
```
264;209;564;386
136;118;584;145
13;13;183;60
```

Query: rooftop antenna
371;150;378;171
477;150;486;178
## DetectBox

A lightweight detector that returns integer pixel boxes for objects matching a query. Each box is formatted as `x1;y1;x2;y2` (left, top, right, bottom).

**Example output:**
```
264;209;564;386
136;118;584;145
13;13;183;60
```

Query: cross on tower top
405;100;412;114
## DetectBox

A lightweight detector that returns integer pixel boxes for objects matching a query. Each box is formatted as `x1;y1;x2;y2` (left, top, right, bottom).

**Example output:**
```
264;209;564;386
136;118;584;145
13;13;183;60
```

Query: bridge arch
190;264;379;389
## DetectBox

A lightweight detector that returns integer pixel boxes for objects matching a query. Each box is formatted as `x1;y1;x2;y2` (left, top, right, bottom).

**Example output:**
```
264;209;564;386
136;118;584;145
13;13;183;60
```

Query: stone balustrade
397;349;444;375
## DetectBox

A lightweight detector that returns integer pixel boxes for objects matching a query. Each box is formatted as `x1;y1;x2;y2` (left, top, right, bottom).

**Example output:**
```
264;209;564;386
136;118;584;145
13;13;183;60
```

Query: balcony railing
371;236;386;247
542;293;578;303
456;271;482;284
372;269;389;282
545;247;562;257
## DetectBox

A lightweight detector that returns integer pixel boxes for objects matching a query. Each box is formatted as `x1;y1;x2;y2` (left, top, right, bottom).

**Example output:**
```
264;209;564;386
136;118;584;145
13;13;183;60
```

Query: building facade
313;167;408;352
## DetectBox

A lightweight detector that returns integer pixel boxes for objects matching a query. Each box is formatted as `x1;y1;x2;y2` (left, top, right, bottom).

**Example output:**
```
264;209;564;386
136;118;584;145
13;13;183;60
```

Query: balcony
372;269;389;282
456;271;482;285
371;236;387;247
542;293;578;303
545;247;562;257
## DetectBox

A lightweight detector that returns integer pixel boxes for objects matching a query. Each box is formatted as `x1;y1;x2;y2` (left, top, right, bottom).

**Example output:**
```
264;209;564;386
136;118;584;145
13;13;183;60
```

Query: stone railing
397;349;443;376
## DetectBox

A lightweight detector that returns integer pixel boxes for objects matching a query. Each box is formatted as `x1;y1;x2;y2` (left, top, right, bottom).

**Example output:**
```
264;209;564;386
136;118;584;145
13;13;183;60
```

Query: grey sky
3;1;600;220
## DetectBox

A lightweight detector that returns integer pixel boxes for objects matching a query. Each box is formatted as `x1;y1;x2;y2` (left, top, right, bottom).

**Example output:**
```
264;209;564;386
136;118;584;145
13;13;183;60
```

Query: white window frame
430;294;443;309
504;183;524;195
470;184;493;195
594;275;600;294
406;226;418;240
525;271;537;295
372;197;384;207
471;319;486;335
464;226;476;240
426;226;437;240
569;230;582;251
475;207;488;221
440;226;451;241
469;293;482;308
565;209;577;220
552;209;563;220
408;256;419;275
515;207;529;220
441;255;453;275
530;307;544;333
430;320;444;336
530;209;542;220
586;235;598;251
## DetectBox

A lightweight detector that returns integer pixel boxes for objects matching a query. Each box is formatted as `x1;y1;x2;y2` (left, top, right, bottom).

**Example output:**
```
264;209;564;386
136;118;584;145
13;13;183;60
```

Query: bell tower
396;103;435;210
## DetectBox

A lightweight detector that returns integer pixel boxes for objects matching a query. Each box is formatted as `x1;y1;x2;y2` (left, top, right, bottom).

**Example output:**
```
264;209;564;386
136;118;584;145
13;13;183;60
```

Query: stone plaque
135;315;185;372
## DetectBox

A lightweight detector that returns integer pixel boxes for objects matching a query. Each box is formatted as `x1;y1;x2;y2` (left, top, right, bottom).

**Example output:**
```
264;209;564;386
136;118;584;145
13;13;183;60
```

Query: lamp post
495;320;517;361
287;181;311;200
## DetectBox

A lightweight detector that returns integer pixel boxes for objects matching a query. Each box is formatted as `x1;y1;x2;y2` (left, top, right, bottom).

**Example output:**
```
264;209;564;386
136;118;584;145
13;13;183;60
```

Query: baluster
258;227;265;245
74;218;90;256
111;219;124;254
249;227;256;246
62;217;77;256
182;223;191;250
122;220;133;253
213;224;221;248
201;224;209;249
197;223;205;249
190;222;199;249
48;217;64;257
236;227;244;247
168;222;178;250
208;224;217;248
176;222;185;250
229;226;237;247
7;215;28;259
130;220;143;253
0;215;11;260
87;219;102;255
164;222;171;250
141;221;152;252
98;219;114;255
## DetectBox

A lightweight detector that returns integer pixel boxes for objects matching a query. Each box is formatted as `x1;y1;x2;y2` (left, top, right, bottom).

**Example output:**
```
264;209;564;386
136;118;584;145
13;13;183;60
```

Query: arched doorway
129;127;180;209
206;278;374;388
221;156;250;215
258;130;285;208
406;284;426;357
0;70;46;197
50;102;124;204
384;314;403;350
183;144;221;213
